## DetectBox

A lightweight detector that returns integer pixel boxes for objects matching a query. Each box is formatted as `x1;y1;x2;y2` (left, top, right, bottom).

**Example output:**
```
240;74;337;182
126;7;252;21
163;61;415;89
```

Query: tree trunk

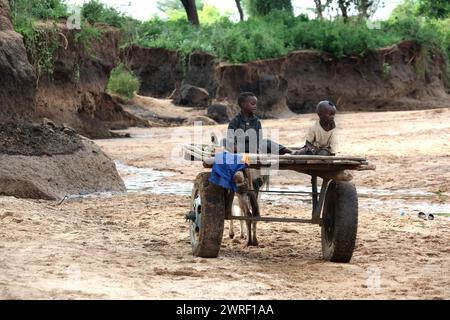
338;0;349;23
314;0;324;18
314;0;333;19
235;0;244;21
181;0;199;25
356;0;373;18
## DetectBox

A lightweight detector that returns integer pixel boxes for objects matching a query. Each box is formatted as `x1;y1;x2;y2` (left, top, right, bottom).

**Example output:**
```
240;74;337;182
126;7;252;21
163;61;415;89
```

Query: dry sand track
1;108;449;299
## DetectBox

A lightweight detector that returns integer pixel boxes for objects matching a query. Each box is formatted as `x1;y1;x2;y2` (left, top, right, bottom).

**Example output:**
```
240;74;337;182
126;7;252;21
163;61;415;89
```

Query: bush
10;0;67;79
10;0;67;33
10;0;68;21
133;8;450;67
10;0;450;84
81;0;127;28
107;64;140;101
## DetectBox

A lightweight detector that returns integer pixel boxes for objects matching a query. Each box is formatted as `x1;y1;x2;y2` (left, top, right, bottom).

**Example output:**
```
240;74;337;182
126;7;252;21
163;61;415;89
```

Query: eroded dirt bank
0;109;449;299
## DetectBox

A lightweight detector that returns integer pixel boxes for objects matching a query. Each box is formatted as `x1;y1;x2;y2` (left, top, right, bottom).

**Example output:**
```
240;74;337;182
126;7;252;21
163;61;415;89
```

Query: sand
0;108;449;299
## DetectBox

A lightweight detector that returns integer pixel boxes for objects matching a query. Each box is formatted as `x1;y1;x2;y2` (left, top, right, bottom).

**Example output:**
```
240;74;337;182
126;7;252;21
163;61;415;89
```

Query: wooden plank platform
182;144;376;172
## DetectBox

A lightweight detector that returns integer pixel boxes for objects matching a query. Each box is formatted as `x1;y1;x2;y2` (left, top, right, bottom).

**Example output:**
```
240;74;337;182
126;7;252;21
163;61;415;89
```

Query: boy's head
238;92;257;116
316;100;336;126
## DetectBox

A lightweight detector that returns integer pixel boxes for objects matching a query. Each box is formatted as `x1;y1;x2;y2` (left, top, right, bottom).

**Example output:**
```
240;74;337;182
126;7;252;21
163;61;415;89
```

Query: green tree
313;0;332;19
244;0;293;17
390;0;417;19
337;0;351;22
354;0;385;18
235;0;244;21
416;0;450;19
81;0;127;27
181;0;200;25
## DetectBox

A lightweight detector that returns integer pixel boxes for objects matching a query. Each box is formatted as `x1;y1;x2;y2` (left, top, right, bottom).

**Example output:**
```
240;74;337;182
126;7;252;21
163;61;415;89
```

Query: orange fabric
242;153;250;165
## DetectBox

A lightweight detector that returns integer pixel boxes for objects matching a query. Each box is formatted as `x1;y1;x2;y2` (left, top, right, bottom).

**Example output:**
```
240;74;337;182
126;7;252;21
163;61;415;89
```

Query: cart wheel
189;172;225;258
321;181;358;263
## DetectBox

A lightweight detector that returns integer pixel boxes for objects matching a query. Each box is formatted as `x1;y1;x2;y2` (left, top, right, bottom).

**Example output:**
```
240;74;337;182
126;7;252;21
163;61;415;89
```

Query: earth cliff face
0;0;36;122
121;45;184;98
124;41;450;117
216;40;450;116
33;22;147;138
0;4;126;200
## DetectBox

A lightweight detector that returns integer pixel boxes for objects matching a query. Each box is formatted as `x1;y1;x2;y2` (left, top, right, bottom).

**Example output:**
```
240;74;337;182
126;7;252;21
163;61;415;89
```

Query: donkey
209;132;266;246
229;169;266;246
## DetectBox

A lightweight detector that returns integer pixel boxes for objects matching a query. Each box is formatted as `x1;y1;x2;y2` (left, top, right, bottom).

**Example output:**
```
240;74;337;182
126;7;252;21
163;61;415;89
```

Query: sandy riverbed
1;108;449;299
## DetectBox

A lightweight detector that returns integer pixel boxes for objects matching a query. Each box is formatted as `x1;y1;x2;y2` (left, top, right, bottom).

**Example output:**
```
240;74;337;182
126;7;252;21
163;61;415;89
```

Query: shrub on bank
106;64;140;101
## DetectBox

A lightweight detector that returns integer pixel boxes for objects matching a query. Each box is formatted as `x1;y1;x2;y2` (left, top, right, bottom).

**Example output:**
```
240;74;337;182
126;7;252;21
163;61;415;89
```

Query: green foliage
386;15;450;58
10;0;67;80
81;0;126;28
10;0;450;87
74;21;104;56
391;0;450;19
137;11;400;61
291;19;401;58
11;0;68;21
416;0;450;19
388;4;450;86
166;4;232;25
134;4;450;69
136;11;295;63
119;16;144;47
244;0;293;17
24;27;60;80
80;0;142;47
106;64;140;101
10;0;129;78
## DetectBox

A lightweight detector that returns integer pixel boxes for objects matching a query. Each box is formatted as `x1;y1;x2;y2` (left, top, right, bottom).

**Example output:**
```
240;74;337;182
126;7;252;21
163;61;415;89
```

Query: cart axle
227;216;320;224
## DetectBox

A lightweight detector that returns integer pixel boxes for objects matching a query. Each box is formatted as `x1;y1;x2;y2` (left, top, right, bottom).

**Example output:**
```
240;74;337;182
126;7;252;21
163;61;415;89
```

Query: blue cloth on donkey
208;152;246;192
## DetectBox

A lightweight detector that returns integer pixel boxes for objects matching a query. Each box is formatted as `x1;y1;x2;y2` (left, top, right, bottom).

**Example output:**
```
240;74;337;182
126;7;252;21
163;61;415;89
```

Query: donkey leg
251;222;258;246
240;220;245;239
229;219;235;239
246;221;252;246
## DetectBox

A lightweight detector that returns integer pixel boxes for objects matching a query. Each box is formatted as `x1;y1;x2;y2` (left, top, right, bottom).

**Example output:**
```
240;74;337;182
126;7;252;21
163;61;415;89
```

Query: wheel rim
190;192;201;248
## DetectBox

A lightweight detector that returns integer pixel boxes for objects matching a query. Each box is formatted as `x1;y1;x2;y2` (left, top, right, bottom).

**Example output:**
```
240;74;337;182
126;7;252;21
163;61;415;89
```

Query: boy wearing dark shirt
225;92;292;155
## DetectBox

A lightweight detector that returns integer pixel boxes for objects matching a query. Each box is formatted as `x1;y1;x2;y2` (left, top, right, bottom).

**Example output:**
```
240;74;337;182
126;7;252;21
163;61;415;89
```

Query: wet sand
0;108;449;299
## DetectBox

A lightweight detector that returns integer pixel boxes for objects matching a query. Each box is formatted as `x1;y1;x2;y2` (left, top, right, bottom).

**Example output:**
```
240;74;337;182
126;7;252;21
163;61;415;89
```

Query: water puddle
114;161;192;195
112;161;449;215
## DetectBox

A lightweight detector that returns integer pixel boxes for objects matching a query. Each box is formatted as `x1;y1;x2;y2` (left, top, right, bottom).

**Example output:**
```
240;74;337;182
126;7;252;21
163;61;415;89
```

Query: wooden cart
183;144;375;263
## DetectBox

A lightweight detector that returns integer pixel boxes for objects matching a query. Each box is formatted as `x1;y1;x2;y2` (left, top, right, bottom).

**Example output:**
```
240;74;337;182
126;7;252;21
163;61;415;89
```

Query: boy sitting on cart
210;92;291;193
294;100;338;156
224;92;292;155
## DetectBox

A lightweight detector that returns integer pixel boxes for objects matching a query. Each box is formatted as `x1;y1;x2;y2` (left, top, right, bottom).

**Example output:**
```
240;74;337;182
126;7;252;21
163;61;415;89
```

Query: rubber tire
321;181;358;263
190;172;226;258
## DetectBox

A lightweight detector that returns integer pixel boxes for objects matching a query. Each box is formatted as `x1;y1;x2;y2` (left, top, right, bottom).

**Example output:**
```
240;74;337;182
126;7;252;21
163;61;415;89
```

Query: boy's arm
305;124;317;152
305;141;317;152
329;130;338;155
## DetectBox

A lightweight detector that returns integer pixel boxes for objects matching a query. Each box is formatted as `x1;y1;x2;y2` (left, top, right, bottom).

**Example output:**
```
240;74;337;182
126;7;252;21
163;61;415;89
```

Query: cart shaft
227;216;320;224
